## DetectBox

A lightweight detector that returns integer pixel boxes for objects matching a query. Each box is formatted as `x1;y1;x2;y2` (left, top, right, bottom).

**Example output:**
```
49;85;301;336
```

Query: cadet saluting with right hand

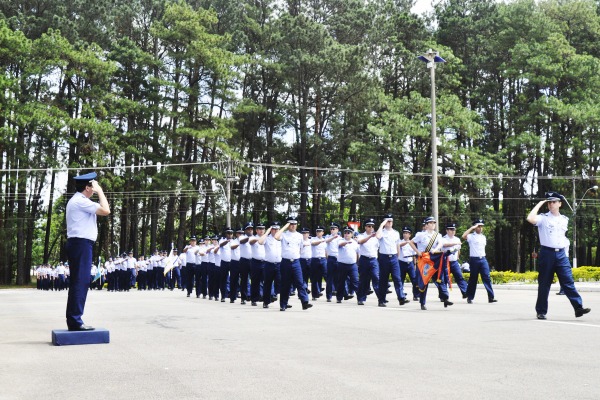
527;191;591;320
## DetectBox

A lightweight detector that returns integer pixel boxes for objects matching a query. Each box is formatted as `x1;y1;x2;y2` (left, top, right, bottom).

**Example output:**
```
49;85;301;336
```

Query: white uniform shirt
412;231;444;253
399;239;417;260
185;246;198;265
137;260;147;271
231;239;241;261
535;212;570;249
251;236;265;260
127;257;136;269
264;235;282;263
378;228;400;255
56;265;66;275
219;239;232;262
338;239;359;264
66;192;100;241
326;235;340;257
311;238;327;258
358;233;379;258
301;238;312;259
442;235;461;262
281;231;303;260
239;235;253;259
466;232;486;257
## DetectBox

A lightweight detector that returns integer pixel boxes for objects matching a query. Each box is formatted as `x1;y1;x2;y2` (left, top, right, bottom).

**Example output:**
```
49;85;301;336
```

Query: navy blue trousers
220;261;231;300
378;254;404;302
467;257;495;301
449;260;468;295
280;259;309;307
239;258;251;301
358;256;379;302
250;259;264;302
399;259;419;299
536;247;583;315
185;264;196;296
326;256;338;300
229;260;240;301
263;262;280;304
65;238;93;328
311;257;327;296
300;258;310;291
336;262;359;302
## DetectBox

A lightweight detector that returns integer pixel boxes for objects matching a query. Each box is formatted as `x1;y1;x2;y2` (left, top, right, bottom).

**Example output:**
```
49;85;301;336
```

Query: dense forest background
2;0;600;284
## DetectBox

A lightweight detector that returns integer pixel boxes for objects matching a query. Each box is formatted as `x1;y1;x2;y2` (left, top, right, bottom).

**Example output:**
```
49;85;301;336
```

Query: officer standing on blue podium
527;191;591;320
65;172;110;331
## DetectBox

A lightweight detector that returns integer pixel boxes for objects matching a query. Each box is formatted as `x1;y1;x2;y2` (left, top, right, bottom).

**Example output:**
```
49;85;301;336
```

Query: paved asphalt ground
2;283;600;400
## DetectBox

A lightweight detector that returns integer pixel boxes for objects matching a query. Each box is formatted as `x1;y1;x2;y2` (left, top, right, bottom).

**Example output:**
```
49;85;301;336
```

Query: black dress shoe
344;295;354;301
556;291;565;295
575;308;591;317
187;294;190;297
241;300;246;305
367;290;374;295
399;298;410;305
221;299;226;302
378;302;386;307
467;299;473;304
413;296;419;301
444;300;453;308
421;305;427;310
537;314;547;320
489;299;498;303
68;324;95;332
251;302;257;306
280;307;286;311
286;304;292;309
462;293;468;299
326;298;332;302
336;300;342;303
230;299;235;303
357;301;364;305
386;290;392;294
263;303;269;309
302;302;313;310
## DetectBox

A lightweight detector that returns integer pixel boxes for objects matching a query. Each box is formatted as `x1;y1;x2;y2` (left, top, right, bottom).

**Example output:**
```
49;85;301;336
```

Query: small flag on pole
163;244;177;276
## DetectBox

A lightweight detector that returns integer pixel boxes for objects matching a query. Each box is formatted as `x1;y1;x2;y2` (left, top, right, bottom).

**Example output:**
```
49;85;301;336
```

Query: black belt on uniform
380;254;396;258
359;255;376;260
541;245;564;252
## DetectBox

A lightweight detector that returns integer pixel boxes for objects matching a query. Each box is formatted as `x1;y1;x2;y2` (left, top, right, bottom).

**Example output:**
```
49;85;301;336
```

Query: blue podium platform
52;328;110;346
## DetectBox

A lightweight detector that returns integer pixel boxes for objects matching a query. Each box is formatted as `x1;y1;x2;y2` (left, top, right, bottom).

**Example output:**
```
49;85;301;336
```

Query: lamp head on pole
418;49;446;66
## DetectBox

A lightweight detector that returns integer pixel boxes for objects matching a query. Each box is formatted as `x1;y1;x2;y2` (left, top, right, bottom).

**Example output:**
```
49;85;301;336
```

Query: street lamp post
566;181;598;269
418;49;446;223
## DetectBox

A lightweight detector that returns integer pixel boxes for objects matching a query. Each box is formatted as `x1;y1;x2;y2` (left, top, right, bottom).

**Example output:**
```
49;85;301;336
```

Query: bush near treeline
462;267;600;284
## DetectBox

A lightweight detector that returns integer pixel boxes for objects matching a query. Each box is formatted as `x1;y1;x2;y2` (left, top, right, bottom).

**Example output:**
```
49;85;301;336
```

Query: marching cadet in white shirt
274;216;312;311
336;226;360;304
259;222;282;308
356;218;379;305
310;226;327;300
461;219;496;304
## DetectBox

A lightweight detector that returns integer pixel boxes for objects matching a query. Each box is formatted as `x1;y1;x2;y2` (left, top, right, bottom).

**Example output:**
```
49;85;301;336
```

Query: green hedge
462;266;600;284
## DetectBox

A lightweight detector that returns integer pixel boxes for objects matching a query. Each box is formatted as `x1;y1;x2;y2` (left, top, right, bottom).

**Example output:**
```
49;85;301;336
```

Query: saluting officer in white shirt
65;171;110;331
461;219;496;304
376;213;409;307
527;191;590;319
274;216;312;311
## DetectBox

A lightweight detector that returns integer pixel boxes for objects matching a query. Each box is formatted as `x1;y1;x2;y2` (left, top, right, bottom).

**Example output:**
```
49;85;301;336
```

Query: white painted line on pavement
537;320;600;328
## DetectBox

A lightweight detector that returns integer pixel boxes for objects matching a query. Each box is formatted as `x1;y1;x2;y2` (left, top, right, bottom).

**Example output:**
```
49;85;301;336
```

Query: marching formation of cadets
37;214;498;312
